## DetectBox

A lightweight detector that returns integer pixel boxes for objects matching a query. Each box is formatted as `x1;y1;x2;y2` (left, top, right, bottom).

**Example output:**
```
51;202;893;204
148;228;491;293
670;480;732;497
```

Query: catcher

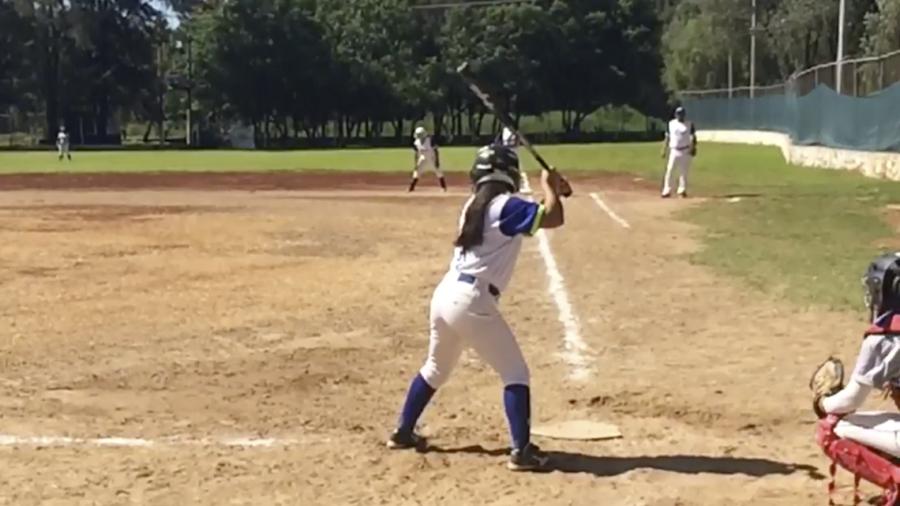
811;253;900;504
812;252;900;458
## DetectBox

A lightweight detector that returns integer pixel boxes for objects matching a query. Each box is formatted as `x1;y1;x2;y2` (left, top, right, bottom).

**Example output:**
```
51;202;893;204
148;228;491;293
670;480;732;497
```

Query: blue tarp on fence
682;83;900;152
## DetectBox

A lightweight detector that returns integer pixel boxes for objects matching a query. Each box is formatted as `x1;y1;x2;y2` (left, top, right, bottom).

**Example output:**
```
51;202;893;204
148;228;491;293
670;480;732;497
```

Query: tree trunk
562;110;581;134
434;112;444;138
574;111;588;133
43;28;59;144
142;121;153;143
393;118;404;139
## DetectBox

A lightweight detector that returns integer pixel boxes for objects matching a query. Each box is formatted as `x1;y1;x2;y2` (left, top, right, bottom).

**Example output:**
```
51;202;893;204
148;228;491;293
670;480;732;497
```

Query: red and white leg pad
817;415;900;505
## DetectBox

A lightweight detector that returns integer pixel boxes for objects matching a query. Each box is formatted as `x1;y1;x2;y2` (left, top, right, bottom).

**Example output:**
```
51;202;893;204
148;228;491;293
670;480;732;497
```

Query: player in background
387;145;566;472
660;106;695;198
57;126;72;161
496;126;518;152
408;126;447;192
494;126;531;193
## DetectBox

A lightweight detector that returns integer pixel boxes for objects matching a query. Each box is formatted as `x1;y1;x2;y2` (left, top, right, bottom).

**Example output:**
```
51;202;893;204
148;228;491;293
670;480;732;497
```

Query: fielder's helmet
470;145;521;192
863;252;900;321
414;126;427;139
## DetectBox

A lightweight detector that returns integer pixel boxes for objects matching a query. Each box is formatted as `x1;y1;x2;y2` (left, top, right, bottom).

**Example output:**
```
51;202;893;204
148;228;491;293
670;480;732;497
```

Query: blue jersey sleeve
499;196;544;237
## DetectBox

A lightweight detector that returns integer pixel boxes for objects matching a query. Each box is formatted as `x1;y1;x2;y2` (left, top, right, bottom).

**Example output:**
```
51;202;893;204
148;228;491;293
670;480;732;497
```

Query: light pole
186;36;193;146
174;36;194;146
750;0;756;98
836;0;846;94
728;51;734;98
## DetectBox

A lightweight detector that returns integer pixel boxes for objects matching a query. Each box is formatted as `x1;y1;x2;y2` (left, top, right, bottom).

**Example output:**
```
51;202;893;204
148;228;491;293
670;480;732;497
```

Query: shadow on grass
424;444;825;480
711;192;765;199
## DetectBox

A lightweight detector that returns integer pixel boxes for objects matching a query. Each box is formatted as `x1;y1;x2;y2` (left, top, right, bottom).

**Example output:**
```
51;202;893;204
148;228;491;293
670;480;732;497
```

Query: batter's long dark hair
455;181;511;253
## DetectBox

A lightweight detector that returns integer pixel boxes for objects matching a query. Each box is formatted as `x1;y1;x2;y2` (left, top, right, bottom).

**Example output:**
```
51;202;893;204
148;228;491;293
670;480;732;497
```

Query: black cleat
507;443;550;472
386;429;425;450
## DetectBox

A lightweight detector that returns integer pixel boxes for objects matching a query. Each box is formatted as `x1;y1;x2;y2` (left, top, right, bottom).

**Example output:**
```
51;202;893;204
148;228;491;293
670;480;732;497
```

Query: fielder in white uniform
408;126;447;192
816;253;900;458
57;126;72;161
499;126;518;151
387;145;566;472
661;106;696;198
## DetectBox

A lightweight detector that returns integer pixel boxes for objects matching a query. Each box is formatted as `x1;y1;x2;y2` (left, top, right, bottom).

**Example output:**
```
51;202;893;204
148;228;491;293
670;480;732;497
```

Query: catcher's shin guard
817;415;900;505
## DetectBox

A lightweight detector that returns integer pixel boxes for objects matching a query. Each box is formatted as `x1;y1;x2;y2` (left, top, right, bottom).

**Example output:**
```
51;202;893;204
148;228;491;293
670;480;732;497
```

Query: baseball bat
456;61;573;197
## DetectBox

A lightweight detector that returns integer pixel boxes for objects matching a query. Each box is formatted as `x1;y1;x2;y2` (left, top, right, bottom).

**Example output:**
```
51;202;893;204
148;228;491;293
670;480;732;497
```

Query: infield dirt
0;172;879;505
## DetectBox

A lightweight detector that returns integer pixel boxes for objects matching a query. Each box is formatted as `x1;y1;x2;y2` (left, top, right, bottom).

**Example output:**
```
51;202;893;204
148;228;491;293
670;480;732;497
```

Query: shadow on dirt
425;445;824;480
545;452;824;480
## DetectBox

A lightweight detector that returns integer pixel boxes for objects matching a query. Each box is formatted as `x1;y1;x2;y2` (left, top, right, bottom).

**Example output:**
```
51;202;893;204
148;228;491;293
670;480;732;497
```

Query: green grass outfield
0;143;798;175
0;144;670;174
1;143;897;314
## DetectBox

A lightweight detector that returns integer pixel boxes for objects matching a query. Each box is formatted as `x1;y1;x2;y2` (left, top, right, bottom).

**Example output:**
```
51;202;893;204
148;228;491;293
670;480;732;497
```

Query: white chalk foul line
0;434;311;449
521;173;592;381
589;192;631;229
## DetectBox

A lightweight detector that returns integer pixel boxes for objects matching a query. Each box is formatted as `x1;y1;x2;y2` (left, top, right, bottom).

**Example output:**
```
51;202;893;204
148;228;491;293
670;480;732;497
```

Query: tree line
1;0;899;146
662;0;900;92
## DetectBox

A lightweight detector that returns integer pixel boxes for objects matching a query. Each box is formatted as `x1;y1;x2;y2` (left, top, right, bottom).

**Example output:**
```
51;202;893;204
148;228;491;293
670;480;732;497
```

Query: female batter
387;144;566;471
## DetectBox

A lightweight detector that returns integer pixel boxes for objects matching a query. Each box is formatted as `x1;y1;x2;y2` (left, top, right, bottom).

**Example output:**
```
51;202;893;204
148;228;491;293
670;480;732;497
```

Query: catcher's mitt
809;357;844;418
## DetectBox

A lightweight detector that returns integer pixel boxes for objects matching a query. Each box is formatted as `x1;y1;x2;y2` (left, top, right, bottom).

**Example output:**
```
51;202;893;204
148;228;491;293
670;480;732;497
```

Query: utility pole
750;0;757;98
157;42;165;147
186;36;193;146
836;0;846;94
728;51;734;98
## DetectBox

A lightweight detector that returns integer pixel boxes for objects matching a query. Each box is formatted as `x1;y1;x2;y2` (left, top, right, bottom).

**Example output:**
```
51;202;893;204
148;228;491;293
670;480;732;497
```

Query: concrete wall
697;130;900;181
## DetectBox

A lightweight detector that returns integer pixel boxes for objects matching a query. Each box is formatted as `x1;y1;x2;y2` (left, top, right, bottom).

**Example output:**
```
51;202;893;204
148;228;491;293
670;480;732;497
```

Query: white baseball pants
413;154;443;179
834;411;900;459
419;273;529;389
662;149;692;196
57;143;70;158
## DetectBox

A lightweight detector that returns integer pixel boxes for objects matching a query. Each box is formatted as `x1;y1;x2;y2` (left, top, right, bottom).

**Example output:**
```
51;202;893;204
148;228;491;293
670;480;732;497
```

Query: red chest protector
865;313;900;337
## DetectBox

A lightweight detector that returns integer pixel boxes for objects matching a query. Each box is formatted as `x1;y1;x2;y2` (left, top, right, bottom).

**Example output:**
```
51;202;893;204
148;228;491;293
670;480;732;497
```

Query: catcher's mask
863;252;900;321
470;145;521;193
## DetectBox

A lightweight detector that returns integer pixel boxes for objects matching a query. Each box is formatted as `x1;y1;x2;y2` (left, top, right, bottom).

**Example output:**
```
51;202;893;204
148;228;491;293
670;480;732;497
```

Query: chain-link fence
678;49;900;152
789;49;900;97
680;49;900;101
0;110;44;148
677;83;786;100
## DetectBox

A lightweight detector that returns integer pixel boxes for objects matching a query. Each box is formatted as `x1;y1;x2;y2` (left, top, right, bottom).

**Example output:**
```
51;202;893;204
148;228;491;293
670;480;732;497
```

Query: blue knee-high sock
503;384;531;450
397;373;436;433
